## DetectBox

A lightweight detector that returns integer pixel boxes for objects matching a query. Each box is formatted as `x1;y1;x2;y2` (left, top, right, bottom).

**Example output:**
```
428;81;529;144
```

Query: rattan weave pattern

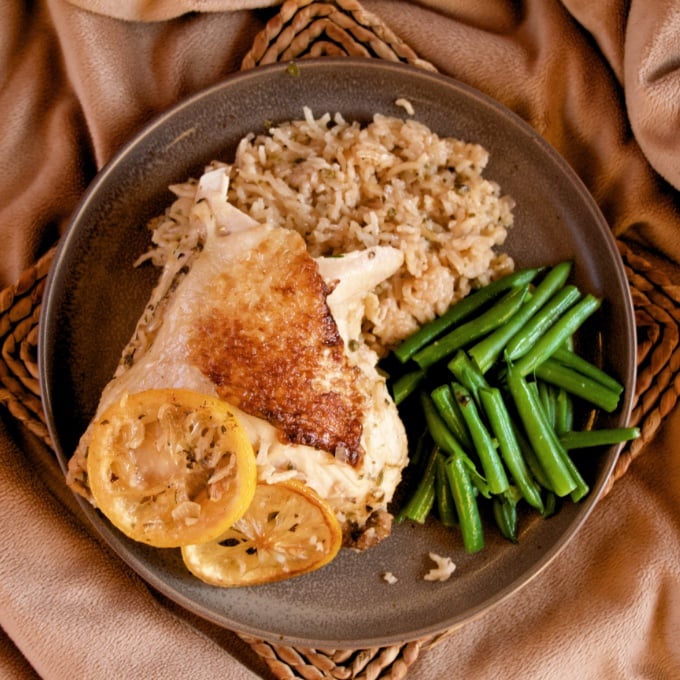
1;1;676;678
240;0;436;71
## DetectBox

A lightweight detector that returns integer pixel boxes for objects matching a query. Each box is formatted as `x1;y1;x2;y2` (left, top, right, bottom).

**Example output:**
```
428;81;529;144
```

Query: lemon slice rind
87;388;257;548
181;480;342;587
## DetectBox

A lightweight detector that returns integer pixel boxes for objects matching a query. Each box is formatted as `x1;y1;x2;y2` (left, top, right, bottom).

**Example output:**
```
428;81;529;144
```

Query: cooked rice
143;107;515;354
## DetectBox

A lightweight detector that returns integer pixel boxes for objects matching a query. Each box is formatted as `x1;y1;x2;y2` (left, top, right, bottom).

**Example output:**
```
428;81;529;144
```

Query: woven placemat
1;1;678;678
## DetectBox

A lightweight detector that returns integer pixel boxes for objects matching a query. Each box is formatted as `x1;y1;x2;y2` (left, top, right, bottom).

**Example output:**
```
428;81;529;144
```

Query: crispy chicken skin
188;227;365;465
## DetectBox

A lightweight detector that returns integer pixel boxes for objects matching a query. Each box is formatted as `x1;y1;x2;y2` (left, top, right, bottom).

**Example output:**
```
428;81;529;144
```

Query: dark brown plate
39;58;635;648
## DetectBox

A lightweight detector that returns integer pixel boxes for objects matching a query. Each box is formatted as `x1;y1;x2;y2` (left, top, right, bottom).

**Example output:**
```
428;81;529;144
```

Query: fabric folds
2;1;680;678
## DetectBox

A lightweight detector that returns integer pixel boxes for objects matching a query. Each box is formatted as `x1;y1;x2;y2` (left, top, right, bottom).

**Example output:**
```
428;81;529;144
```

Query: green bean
534;359;621;412
479;387;544;511
389;262;632;546
393;266;543;363
492;498;517;542
559;427;640;450
554;388;574;436
468;261;573;373
505;285;582;361
445;453;485;553
420;392;467;458
551;346;624;395
421;392;490;498
541;490;558;518
511;419;554;492
392;369;425;405
453;383;510;495
413;285;529;369
431;383;474;451
515;294;601;377
464;460;492;499
528;380;590;502
435;452;458;527
409;429;431;467
492;488;522;543
447;349;489;404
560;448;590;502
505;363;576;497
538;380;557;428
395;443;438;523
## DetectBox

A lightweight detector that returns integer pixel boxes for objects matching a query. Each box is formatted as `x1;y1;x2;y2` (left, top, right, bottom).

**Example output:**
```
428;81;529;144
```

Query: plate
39;58;636;648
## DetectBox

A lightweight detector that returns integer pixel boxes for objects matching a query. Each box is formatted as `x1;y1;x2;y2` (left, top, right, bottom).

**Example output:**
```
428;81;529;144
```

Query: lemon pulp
87;388;257;548
182;480;342;586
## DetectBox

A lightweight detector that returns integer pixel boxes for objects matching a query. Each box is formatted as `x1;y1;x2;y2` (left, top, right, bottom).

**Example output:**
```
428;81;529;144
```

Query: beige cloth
1;1;679;678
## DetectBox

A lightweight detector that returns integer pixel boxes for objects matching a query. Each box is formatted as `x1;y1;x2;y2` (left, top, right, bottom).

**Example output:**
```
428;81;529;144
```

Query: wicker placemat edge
3;1;680;678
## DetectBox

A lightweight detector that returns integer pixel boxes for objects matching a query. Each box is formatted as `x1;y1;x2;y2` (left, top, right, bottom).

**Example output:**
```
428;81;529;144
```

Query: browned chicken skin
188;227;365;465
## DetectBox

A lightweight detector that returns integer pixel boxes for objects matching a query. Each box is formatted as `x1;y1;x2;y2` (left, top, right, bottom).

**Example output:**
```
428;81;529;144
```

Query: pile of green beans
389;261;639;553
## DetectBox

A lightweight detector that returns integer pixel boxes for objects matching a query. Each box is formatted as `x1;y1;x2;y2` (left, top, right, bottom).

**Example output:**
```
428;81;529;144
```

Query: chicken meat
67;166;409;547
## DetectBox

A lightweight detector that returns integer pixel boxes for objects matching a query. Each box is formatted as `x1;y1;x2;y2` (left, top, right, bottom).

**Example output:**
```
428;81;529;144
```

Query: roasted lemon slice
87;389;257;548
181;480;342;586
